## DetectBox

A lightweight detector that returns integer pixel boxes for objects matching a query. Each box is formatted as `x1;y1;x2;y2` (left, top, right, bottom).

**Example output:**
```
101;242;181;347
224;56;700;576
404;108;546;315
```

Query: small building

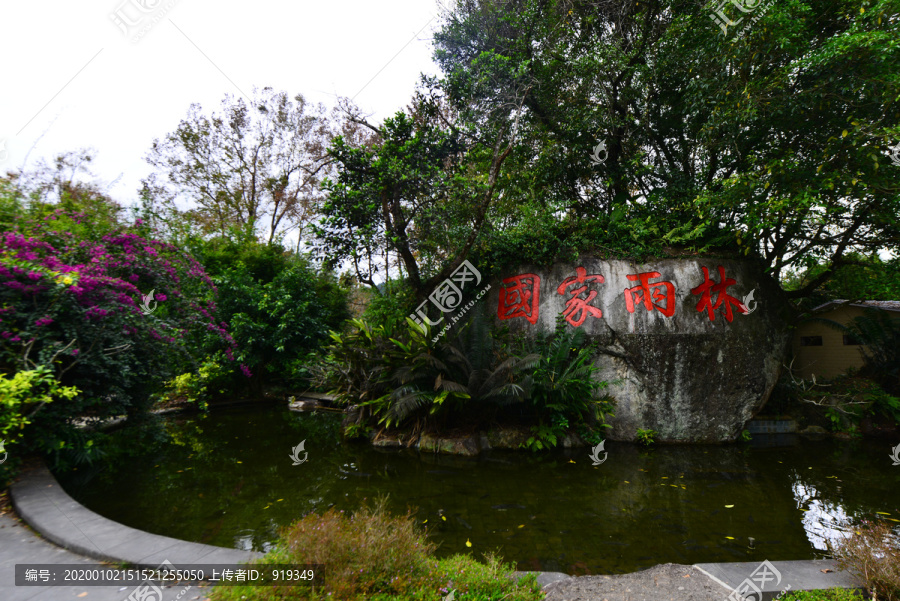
792;300;900;379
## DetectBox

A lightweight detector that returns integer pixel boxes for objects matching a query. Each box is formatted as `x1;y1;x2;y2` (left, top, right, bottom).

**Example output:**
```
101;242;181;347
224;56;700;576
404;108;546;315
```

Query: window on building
800;336;823;346
843;335;862;346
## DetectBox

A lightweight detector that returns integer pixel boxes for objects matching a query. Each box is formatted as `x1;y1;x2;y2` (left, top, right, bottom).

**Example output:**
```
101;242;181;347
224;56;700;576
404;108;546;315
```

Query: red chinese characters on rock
557;266;605;327
623;271;676;317
497;273;541;324
691;265;748;322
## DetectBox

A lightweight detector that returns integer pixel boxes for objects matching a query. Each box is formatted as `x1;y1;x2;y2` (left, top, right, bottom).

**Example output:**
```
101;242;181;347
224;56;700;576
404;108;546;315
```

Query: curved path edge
10;464;263;568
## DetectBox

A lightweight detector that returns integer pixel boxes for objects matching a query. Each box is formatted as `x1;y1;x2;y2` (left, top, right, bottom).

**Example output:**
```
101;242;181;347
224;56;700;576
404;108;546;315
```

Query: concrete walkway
0;512;213;601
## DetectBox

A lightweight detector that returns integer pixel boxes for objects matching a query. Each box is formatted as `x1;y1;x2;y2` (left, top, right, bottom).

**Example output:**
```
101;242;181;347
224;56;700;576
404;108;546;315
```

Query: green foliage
829;519;900;601
522;315;613;451
361;279;417;330
0;366;79;451
313;318;395;409
636;429;657;446
780;588;865;601
163;359;227;409
316;108;488;296
785;254;900;302
318;311;612;448
208;497;542;601
430;0;900;287
740;429;752;442
207;246;349;390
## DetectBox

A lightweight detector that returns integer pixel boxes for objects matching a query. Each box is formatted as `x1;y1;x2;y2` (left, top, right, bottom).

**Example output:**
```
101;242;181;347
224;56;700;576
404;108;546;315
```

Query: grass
781;589;865;601
209;497;543;601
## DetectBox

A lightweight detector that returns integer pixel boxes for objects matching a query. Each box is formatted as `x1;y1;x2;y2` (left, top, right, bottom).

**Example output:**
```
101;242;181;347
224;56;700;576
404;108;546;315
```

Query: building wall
792;306;867;379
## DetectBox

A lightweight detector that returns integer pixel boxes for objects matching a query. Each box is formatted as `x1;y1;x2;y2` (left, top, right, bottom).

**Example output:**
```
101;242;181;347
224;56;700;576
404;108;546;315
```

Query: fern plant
382;312;536;428
522;314;614;451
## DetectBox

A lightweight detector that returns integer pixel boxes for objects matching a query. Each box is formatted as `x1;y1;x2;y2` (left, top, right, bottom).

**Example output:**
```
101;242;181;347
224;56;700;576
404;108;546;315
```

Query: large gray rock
479;257;791;443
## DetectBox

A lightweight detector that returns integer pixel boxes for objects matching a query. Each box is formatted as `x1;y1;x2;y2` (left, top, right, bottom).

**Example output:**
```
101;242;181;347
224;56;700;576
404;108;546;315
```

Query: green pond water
56;405;900;575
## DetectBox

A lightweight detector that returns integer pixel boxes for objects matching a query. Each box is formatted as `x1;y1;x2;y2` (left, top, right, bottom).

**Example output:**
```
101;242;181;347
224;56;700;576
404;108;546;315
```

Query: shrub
0;366;79;452
636;428;657;446
317;311;613;448
208;497;542;601
0;217;239;462
829;519;900;601
206;251;349;391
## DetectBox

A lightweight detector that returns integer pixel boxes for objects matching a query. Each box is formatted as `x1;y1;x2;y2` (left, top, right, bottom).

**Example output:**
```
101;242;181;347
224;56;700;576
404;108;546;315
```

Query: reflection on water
56;406;900;575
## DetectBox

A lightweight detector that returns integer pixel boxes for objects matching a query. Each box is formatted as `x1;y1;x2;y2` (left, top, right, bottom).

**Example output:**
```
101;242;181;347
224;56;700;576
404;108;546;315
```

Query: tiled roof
812;299;900;312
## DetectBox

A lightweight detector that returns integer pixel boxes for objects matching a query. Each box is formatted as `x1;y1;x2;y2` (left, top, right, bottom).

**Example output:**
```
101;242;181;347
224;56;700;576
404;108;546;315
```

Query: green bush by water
314;312;613;449
209;497;542;601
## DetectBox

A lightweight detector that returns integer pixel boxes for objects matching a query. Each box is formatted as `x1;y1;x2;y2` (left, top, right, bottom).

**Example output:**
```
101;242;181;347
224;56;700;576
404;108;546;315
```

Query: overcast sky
0;0;444;207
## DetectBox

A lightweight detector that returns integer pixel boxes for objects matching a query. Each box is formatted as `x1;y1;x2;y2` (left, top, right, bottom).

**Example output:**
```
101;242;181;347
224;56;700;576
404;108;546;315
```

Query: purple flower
35;316;54;327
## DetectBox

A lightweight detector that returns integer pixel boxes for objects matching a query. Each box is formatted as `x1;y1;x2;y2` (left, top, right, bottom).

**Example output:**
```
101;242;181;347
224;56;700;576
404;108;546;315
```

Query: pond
56;405;900;575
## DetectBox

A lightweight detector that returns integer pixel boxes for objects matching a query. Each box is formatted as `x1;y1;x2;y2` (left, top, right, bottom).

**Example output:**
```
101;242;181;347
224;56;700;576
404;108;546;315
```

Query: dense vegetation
2;0;898;496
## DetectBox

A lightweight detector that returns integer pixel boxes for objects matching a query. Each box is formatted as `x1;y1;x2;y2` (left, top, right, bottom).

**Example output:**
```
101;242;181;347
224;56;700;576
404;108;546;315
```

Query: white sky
0;0;445;208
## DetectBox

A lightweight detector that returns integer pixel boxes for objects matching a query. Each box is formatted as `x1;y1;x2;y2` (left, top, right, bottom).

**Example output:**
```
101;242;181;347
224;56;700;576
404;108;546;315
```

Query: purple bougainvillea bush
0;210;245;457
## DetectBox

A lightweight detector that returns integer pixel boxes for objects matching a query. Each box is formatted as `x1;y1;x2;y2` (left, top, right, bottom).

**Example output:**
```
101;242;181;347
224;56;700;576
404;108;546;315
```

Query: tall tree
315;94;525;299
144;87;334;244
431;0;900;293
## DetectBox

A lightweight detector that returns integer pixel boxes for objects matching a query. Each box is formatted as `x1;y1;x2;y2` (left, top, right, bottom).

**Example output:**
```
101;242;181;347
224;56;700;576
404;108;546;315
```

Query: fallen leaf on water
423;519;428;524
568;460;576;464
726;536;735;540
624;480;630;484
821;569;833;573
725;505;734;508
518;525;524;528
78;594;88;598
683;574;691;578
876;512;891;515
465;539;472;547
886;518;900;523
442;516;447;521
